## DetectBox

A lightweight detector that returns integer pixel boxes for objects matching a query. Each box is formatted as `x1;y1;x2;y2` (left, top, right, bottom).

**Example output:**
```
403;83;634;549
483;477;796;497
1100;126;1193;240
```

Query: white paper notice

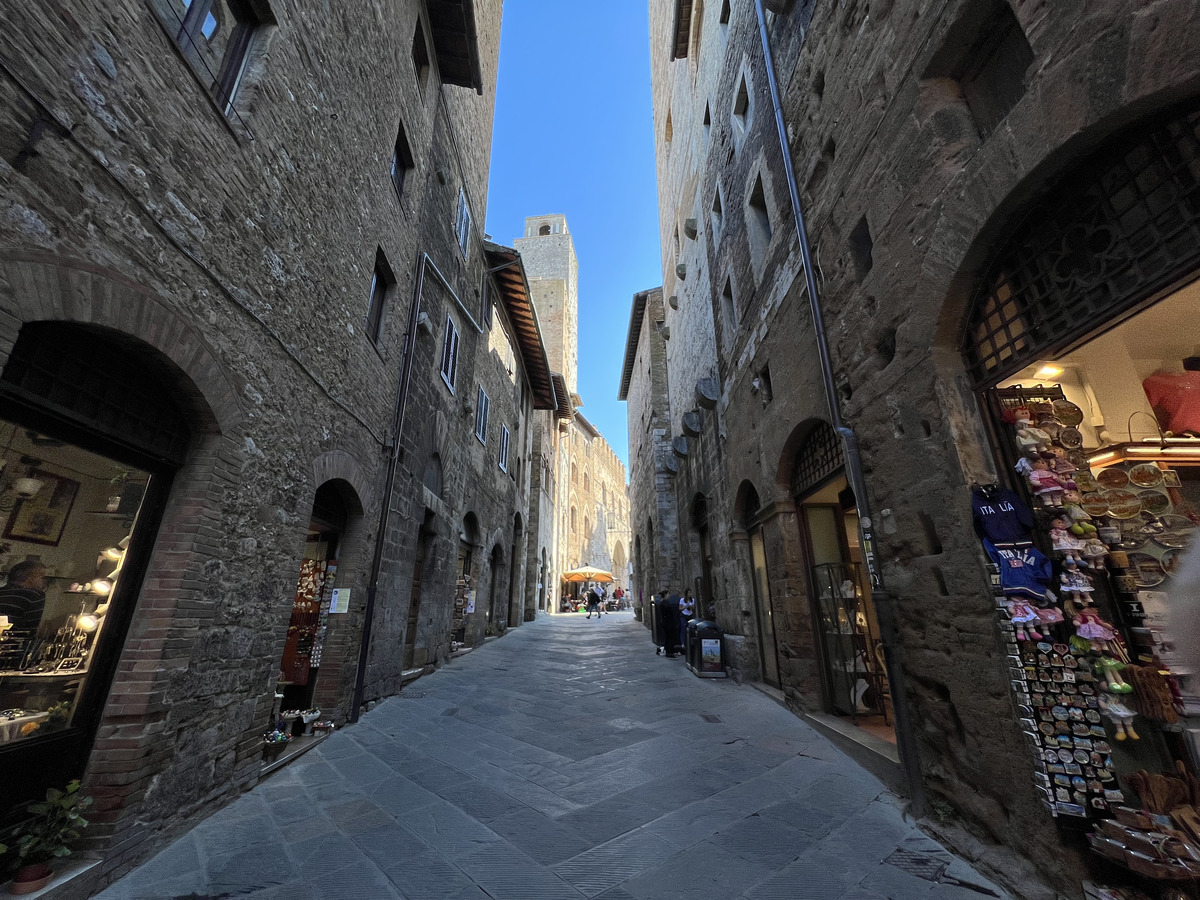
329;588;350;613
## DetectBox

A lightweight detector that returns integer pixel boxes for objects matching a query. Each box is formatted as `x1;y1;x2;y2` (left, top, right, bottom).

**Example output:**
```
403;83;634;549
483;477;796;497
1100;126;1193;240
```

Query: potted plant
3;780;92;894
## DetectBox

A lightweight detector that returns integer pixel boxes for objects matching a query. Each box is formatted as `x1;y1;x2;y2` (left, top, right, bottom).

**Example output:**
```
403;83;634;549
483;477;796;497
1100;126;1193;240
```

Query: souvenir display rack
978;383;1200;887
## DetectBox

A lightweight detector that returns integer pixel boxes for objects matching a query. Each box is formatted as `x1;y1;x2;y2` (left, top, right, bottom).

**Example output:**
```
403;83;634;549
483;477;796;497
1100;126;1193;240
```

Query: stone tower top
522;214;570;237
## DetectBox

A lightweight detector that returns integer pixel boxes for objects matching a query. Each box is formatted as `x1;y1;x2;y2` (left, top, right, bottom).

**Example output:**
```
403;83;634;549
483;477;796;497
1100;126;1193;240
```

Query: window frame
440;314;460;392
391;120;414;199
474;385;490;445
366;251;393;346
498;424;510;472
455;189;473;257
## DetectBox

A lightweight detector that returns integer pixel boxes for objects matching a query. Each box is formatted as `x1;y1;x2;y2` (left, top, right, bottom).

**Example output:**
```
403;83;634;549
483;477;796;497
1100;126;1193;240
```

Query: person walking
679;589;696;656
585;584;603;619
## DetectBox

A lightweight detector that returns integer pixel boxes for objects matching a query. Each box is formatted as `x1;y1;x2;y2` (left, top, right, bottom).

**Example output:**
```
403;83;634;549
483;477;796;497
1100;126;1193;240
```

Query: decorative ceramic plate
1053;399;1085;426
1097;468;1130;489
1103;489;1142;518
1127;553;1166;588
1162;549;1183;577
1080;494;1110;516
1058;427;1083;449
1116;521;1147;551
1139;489;1172;515
1128;464;1164;488
1074;471;1100;493
1154;515;1196;550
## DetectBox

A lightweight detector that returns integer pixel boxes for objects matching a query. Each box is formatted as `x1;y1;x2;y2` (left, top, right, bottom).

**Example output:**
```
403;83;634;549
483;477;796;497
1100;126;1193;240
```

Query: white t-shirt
679;596;696;618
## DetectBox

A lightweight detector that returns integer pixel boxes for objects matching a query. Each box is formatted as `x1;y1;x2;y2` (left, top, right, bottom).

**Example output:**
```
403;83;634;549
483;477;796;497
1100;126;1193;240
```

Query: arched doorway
692;495;715;617
453;514;479;644
0;322;199;818
487;544;504;633
277;479;363;721
790;422;892;731
508;514;522;627
404;510;436;670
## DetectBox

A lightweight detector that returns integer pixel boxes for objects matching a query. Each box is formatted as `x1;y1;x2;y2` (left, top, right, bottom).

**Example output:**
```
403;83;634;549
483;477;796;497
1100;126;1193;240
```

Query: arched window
584;472;590;492
539;223;551;236
570;506;577;532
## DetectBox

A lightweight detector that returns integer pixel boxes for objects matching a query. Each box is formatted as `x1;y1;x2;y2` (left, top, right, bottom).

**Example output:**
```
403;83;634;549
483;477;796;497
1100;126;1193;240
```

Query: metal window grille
790;420;844;498
964;103;1200;387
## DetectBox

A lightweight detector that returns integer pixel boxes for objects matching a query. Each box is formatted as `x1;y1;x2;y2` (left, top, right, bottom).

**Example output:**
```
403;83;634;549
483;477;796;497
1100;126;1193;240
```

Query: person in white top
678;589;696;653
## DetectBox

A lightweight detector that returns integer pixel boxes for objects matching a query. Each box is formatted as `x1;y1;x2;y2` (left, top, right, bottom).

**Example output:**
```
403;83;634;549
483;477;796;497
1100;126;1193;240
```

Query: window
474;386;490;444
391;121;414;198
849;215;874;280
455;189;472;257
571;506;577;532
747;174;773;267
162;0;269;121
721;277;737;347
703;101;711;137
719;0;731;27
733;72;751;142
366;250;394;344
539;223;551;236
482;276;494;329
440;315;460;392
499;425;510;472
412;16;430;94
665;110;674;144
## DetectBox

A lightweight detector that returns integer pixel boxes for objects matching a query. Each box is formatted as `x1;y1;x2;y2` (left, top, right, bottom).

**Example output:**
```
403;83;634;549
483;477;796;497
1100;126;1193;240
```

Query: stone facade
0;0;559;893
634;0;1200;893
515;217;629;610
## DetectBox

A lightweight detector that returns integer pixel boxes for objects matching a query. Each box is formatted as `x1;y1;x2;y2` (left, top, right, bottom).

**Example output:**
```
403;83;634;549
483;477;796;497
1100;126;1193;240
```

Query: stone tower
514;214;578;394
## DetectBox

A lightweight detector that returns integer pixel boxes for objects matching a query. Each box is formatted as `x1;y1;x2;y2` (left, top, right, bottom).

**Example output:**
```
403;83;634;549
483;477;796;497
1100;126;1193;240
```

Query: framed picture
3;470;80;546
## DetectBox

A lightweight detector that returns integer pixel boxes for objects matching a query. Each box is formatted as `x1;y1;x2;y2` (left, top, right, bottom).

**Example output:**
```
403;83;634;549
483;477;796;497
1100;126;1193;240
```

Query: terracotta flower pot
10;863;54;894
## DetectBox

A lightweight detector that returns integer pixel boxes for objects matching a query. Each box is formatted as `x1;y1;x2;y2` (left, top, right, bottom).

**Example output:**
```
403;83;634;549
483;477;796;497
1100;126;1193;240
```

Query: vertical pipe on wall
753;0;926;815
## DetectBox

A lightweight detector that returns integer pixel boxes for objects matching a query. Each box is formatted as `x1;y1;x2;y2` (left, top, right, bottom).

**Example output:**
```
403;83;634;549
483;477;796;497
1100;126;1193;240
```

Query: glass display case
812;561;888;722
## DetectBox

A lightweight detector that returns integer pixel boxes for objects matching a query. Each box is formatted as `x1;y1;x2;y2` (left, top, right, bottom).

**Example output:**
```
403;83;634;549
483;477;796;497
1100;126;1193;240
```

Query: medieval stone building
629;0;1200;893
516;215;630;613
0;0;560;893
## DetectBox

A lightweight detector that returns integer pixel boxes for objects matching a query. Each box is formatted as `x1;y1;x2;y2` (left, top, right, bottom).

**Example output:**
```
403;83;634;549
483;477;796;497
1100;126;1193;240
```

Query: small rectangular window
366;250;394;345
162;0;268;122
412;16;431;94
455;189;472;257
474;386;490;444
440;315;460;392
499;425;510;472
391;121;414;198
482;276;494;328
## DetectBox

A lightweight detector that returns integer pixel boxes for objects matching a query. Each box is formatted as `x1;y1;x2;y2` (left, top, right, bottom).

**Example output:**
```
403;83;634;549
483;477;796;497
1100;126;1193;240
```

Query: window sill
2;856;103;898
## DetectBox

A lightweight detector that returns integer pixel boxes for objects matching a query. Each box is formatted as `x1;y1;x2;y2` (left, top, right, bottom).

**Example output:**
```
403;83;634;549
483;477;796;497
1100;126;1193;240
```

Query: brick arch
0;253;244;434
311;449;371;510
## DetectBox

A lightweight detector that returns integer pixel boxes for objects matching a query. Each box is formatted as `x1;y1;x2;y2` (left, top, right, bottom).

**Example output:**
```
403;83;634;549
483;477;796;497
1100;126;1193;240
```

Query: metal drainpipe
350;252;431;722
754;0;926;815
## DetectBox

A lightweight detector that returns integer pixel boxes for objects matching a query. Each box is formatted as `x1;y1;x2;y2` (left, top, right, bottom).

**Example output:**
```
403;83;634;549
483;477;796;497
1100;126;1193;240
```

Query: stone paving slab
96;611;1013;900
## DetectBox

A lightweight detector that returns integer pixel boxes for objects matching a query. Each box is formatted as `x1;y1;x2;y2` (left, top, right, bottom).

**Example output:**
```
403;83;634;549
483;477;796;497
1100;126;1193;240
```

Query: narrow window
720;277;737;347
719;0;731;26
482;276;494;328
849;215;874;280
165;0;268;121
710;185;724;237
440;314;460;392
665;110;674;145
412;16;431;94
733;73;751;142
474;386;490;444
455;189;472;257
758;364;774;403
571;506;577;532
366;250;394;345
499;425;510;472
747;174;773;267
391;120;414;198
703;102;711;136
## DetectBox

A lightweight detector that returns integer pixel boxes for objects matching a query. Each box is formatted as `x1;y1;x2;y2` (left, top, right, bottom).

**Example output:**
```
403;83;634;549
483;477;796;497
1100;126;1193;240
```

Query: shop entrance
739;484;780;688
958;100;1200;834
276;482;347;724
791;423;893;736
0;322;188;820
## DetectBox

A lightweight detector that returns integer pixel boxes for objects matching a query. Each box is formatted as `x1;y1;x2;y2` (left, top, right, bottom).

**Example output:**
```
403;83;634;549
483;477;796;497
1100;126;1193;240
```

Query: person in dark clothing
659;589;681;657
585;585;603;619
0;560;48;637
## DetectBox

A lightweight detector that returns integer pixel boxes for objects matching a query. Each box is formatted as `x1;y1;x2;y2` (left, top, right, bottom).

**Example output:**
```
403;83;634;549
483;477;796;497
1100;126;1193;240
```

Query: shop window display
977;275;1200;881
0;420;147;748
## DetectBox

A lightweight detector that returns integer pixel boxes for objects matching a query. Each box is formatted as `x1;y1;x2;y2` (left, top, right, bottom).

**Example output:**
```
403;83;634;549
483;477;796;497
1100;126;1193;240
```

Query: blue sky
485;1;662;476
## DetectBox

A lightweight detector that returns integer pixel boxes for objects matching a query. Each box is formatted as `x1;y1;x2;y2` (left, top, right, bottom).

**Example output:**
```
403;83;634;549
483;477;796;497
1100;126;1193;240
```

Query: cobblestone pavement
96;611;1009;900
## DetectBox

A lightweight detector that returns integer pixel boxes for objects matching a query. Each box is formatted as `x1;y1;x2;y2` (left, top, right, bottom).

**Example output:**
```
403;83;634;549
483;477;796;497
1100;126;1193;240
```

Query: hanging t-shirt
984;540;1055;603
1142;372;1200;435
972;486;1034;545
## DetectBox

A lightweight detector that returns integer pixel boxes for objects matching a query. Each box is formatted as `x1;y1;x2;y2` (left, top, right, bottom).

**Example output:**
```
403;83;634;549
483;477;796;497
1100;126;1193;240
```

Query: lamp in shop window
0;456;44;511
1087;410;1200;467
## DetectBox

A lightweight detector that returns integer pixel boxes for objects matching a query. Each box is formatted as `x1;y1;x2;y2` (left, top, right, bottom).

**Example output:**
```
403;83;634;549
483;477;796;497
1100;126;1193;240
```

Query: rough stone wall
0;0;515;886
642;0;1200;891
623;288;681;610
515;215;579;393
566;417;629;582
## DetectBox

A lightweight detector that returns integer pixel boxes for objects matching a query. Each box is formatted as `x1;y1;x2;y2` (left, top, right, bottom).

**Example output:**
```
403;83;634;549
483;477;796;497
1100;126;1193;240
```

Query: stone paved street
96;612;1010;900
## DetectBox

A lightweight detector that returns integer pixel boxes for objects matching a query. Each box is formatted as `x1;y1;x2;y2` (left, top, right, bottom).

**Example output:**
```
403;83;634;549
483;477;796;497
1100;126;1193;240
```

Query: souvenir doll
1060;559;1094;605
1049;516;1087;566
1027;458;1065;506
1050;447;1077;477
1098;694;1139;741
1096;656;1133;694
1074;605;1114;651
1015;416;1054;458
1007;598;1042;641
1082;537;1109;569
